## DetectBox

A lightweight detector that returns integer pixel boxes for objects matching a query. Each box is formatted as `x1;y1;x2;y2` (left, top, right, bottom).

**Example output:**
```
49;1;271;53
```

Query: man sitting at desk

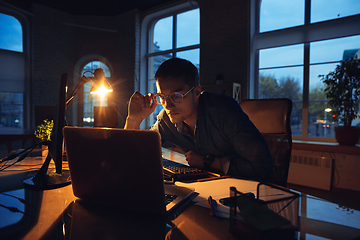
124;58;273;180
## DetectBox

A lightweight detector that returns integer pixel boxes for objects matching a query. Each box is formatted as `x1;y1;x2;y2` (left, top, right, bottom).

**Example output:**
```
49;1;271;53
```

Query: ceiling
3;0;176;16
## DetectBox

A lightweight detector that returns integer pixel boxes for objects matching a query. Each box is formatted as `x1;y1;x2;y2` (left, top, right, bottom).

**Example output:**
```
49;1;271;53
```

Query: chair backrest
239;98;293;187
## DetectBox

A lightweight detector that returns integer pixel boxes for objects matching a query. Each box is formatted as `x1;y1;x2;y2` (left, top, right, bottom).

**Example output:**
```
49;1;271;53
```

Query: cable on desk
0;192;39;211
0;141;48;171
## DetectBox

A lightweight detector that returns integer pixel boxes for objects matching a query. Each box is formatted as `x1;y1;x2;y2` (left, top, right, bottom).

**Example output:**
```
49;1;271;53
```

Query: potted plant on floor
34;119;54;157
319;56;360;146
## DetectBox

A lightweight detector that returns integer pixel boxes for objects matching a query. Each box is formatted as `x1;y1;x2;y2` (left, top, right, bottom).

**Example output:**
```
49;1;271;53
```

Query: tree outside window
254;0;360;142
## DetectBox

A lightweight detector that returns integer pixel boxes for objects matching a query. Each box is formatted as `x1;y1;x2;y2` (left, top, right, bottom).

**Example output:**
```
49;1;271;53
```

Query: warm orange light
90;81;113;99
89;68;113;98
90;84;113;97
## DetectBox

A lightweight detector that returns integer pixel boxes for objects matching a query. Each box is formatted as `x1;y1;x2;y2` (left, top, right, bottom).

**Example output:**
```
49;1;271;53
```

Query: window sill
292;140;360;155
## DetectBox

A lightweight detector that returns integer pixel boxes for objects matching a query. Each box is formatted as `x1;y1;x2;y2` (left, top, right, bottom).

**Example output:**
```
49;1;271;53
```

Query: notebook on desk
62;126;194;216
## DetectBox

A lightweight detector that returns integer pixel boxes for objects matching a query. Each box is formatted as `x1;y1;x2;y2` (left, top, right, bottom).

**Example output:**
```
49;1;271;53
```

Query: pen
208;195;217;216
197;175;230;182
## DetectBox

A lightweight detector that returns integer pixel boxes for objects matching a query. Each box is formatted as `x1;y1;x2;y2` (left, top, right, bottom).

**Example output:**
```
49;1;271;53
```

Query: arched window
0;13;22;52
0;12;25;129
140;2;200;129
80;61;111;126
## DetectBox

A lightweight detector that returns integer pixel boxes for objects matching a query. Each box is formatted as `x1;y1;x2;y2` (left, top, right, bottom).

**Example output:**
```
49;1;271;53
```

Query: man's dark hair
155;58;199;87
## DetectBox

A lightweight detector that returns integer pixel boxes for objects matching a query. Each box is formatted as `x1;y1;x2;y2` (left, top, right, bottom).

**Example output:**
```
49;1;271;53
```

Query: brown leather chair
240;98;293;187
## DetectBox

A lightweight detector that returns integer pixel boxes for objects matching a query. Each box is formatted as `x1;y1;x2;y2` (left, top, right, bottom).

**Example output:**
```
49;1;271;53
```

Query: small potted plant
319;56;360;146
34;119;54;157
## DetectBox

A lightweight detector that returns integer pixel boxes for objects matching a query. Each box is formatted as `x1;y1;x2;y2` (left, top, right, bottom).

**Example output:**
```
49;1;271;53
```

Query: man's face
156;77;199;124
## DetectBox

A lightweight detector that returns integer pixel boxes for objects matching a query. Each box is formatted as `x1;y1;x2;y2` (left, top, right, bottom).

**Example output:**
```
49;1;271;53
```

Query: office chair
239;98;293;187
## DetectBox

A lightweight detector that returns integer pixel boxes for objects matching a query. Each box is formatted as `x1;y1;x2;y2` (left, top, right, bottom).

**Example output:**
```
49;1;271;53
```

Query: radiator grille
291;155;332;168
288;154;333;190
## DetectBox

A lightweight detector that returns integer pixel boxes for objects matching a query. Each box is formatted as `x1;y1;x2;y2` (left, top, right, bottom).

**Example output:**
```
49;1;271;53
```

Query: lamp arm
66;77;92;108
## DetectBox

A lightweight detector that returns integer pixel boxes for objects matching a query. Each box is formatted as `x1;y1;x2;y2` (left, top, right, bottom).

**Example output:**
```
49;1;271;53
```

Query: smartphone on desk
219;192;255;207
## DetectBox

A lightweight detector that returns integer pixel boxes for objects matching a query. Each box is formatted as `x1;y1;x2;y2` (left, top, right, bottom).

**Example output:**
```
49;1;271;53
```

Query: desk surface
1;156;360;240
0;127;34;134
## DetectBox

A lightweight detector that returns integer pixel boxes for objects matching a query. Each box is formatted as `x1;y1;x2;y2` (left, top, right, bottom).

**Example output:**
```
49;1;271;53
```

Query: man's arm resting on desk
185;151;225;174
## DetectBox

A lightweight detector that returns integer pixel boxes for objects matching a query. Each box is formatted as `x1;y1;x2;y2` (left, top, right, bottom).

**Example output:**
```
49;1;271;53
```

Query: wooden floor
287;183;360;211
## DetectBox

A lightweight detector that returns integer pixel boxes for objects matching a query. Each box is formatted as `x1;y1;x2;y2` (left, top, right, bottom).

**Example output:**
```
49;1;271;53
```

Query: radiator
287;153;333;190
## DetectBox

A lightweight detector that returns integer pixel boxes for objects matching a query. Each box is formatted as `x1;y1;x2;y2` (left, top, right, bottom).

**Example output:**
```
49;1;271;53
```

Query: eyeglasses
156;86;195;105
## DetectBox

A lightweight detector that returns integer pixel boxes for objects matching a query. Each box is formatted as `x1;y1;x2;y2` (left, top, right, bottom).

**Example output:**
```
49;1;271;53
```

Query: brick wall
29;0;250;128
197;0;249;98
30;4;139;127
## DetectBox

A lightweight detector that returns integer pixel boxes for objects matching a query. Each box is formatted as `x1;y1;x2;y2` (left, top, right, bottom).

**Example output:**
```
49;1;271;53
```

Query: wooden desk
0;128;37;153
1;157;360;240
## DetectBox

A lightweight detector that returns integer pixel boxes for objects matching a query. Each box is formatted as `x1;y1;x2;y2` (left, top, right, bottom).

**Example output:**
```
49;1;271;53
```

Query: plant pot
334;126;360;146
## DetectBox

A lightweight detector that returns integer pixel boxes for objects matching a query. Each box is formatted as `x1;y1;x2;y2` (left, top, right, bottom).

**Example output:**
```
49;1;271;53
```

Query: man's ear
194;84;202;98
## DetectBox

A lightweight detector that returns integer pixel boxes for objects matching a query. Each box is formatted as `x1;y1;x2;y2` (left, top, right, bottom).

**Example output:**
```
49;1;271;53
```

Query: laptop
62;126;194;217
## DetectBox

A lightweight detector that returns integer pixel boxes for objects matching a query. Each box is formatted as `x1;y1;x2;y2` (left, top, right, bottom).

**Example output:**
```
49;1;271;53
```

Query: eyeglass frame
155;86;196;105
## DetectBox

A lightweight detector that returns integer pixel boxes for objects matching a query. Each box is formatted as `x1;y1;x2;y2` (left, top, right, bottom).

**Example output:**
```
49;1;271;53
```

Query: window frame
0;7;30;129
250;0;360;142
80;61;112;127
140;1;199;129
72;56;113;127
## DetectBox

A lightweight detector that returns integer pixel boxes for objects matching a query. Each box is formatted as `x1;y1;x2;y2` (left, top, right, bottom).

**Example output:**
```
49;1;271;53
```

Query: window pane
310;35;360;64
176;9;200;48
308;63;338;138
259;44;304;137
259;44;304;69
310;63;338;91
153;16;173;52
308;101;335;138
0;13;22;52
82;61;111;77
0;92;23;128
146;7;200;129
309;35;360;138
260;0;304;32
311;0;360;23
81;61;111;125
259;67;303;137
83;82;109;124
148;54;172;88
148;55;171;128
176;49;200;69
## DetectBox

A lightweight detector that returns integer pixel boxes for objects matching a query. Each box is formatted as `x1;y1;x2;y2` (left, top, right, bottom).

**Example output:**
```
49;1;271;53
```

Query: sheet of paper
176;178;259;202
175;178;259;218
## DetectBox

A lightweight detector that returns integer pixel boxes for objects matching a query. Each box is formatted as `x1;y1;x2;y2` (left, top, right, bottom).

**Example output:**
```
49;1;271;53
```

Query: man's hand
125;92;157;129
185;151;222;173
185;151;204;169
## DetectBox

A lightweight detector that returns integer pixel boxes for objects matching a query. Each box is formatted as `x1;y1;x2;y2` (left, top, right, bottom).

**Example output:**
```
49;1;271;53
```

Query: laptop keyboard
165;194;179;205
163;158;209;181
